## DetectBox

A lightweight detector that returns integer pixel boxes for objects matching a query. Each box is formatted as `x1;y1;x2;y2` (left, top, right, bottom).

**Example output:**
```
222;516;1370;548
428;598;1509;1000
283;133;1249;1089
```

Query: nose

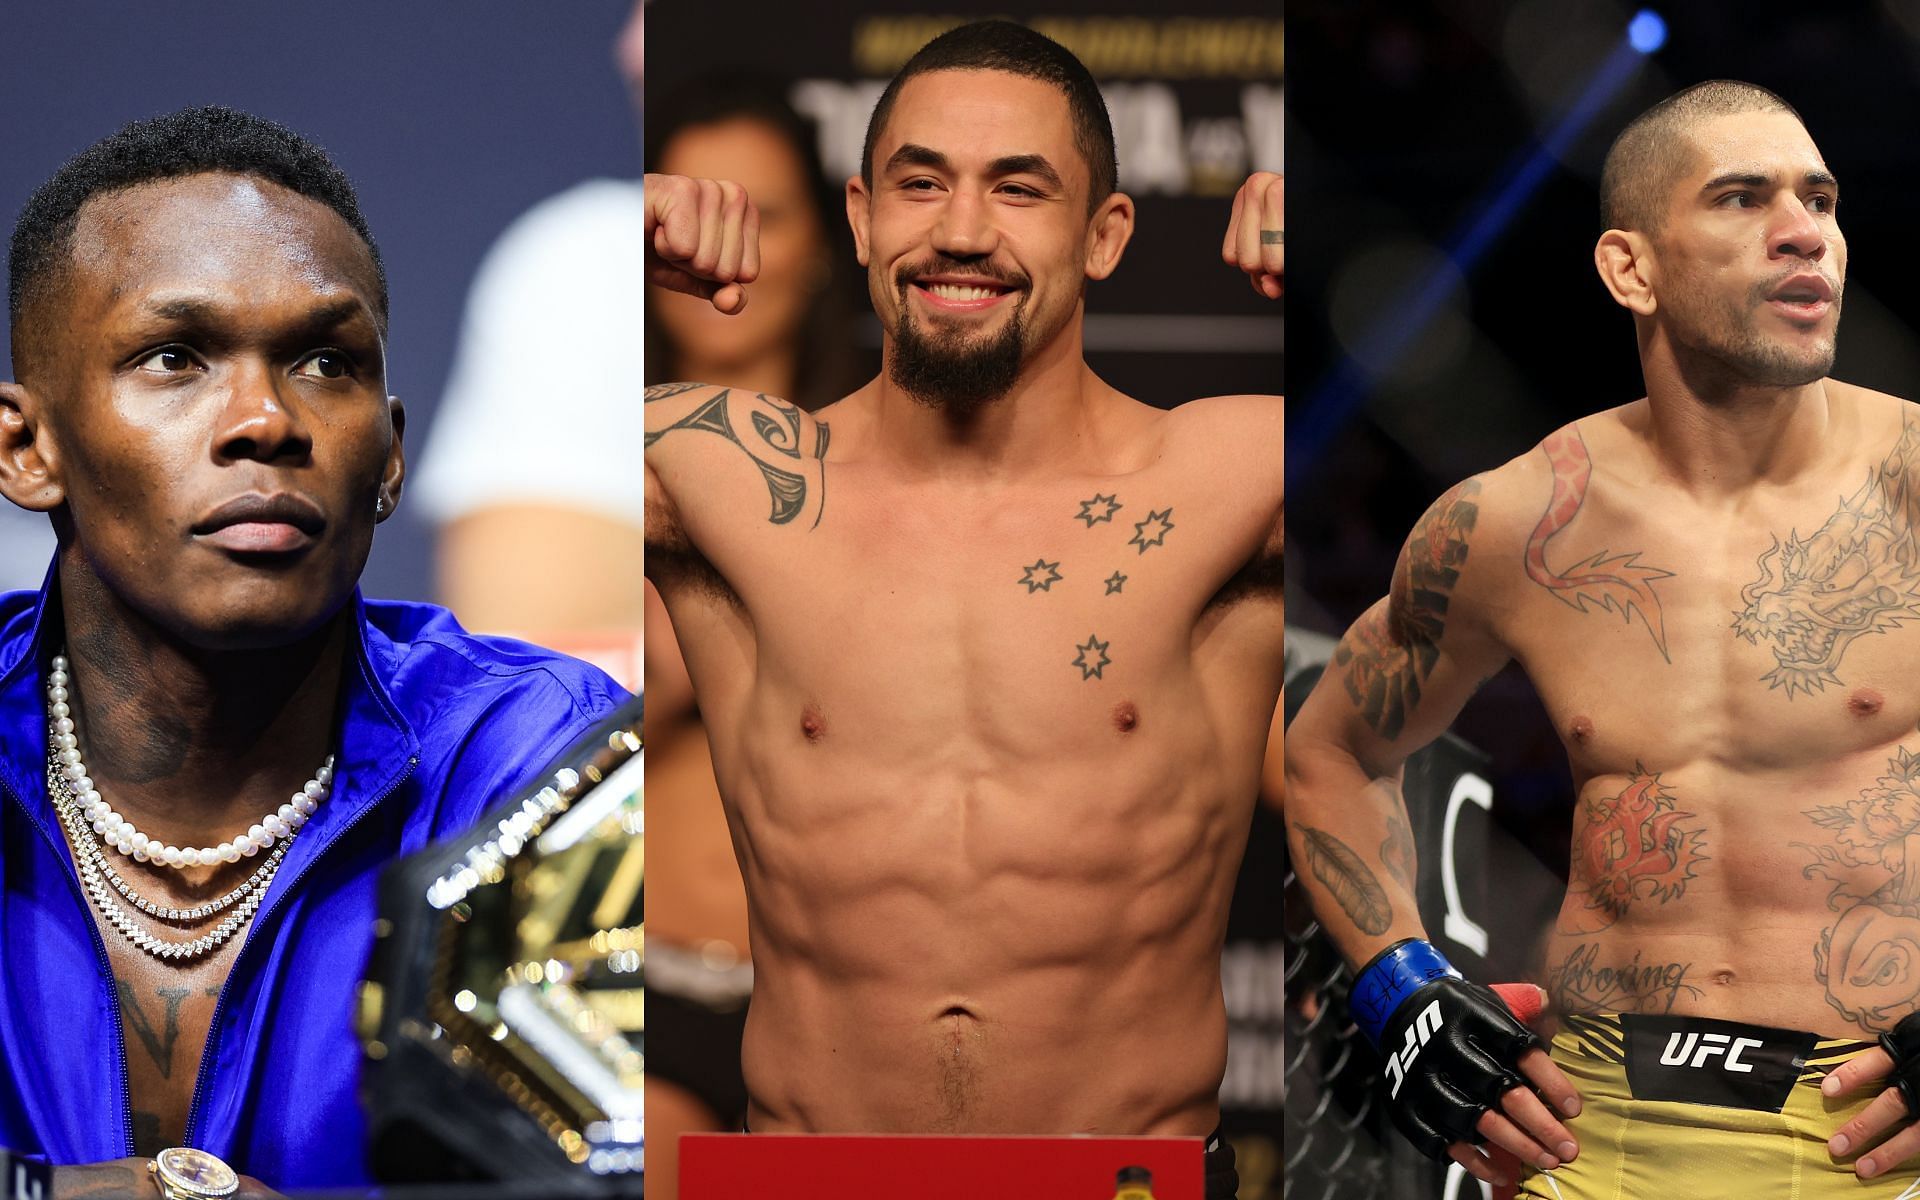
930;187;1000;260
1770;195;1826;262
213;359;312;465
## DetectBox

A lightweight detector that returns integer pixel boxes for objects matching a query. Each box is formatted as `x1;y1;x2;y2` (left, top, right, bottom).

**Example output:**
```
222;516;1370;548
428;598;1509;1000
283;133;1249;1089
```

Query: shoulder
361;599;631;733
0;591;36;678
1159;393;1284;494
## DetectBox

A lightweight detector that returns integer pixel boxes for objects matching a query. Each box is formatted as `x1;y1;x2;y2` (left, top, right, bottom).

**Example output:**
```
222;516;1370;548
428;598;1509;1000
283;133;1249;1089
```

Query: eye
133;345;198;374
1809;193;1837;214
999;183;1040;199
293;350;354;380
903;177;940;191
1718;191;1756;209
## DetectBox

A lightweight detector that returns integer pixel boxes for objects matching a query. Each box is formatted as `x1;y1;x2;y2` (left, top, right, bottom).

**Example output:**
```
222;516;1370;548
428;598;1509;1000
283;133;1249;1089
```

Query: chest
1507;491;1920;771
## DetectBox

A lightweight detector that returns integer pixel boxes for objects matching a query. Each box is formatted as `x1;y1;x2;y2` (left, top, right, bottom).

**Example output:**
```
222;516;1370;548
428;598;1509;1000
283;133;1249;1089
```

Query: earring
375;497;387;517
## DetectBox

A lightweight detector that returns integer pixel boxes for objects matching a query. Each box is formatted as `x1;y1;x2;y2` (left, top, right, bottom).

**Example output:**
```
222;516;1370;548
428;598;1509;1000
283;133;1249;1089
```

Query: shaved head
1600;80;1805;234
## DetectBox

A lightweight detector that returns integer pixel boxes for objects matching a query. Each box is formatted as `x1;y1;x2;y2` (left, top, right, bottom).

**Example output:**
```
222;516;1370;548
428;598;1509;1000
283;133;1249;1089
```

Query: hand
1444;1041;1583;1189
643;172;761;314
1222;170;1282;300
52;1157;282;1198
1825;1035;1920;1179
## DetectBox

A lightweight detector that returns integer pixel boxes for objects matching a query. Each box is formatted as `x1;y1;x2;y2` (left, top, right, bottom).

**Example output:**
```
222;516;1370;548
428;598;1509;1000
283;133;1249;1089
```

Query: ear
846;174;872;268
1084;191;1136;282
376;394;407;521
1594;229;1658;317
0;382;65;512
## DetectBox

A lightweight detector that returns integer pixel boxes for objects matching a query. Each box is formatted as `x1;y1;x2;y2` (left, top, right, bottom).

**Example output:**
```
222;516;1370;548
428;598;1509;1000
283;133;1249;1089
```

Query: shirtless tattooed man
1287;80;1920;1195
644;21;1281;1200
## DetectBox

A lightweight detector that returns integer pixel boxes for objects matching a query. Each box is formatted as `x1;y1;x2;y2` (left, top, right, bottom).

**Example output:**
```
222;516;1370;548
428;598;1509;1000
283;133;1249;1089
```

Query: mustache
893;256;1031;292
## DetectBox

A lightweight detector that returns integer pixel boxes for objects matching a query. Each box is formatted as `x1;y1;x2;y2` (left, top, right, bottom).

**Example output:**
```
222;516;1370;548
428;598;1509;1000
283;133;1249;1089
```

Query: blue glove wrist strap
1351;939;1461;1045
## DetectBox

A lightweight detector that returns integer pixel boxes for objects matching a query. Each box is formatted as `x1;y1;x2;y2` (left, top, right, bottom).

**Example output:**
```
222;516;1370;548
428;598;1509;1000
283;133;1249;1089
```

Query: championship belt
359;695;643;1192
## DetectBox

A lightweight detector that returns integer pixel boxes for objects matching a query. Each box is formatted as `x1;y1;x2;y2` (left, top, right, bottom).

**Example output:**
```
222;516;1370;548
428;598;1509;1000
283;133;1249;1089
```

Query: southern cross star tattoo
1129;508;1175;554
1072;634;1112;680
1076;493;1123;526
1019;559;1064;593
1105;571;1127;595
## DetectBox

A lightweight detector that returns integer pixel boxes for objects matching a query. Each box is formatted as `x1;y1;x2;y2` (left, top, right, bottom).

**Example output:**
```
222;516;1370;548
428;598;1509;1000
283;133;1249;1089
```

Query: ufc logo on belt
1384;999;1445;1097
1660;1030;1765;1072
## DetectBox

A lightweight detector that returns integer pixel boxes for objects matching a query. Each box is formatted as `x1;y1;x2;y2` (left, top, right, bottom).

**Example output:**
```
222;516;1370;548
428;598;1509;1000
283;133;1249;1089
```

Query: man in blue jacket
0;106;629;1194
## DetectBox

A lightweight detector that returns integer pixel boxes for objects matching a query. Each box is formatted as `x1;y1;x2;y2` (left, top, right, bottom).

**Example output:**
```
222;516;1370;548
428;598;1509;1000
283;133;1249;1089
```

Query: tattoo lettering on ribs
1732;412;1920;698
1525;427;1674;661
1335;479;1480;740
1018;558;1063;593
1072;634;1112;680
1801;745;1920;1033
1297;825;1391;935
1076;493;1123;526
643;386;829;528
1547;943;1701;1014
1559;767;1708;934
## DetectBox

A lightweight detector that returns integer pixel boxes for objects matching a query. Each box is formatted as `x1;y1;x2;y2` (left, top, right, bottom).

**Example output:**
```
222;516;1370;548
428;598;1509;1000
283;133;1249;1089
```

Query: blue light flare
1629;10;1667;55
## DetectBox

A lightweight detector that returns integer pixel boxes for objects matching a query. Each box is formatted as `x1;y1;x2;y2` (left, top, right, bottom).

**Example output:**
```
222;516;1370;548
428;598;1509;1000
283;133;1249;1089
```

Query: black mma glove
1880;1010;1920;1117
1351;939;1543;1159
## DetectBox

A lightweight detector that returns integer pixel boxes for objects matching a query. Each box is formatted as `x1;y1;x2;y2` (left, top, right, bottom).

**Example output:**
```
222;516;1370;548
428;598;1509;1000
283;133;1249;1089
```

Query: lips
1766;273;1839;322
192;493;326;555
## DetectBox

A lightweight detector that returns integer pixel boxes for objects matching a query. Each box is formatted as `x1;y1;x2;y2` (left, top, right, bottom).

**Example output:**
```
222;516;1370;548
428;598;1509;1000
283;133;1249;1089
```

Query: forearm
1285;718;1429;968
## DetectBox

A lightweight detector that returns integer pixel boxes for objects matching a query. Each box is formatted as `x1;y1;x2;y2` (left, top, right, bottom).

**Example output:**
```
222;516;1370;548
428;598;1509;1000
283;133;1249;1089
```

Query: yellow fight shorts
1517;1013;1918;1198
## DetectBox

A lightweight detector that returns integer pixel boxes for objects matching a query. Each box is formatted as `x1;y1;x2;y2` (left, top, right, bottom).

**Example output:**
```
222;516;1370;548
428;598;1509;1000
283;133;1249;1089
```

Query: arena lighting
1295;12;1666;474
1629;10;1669;56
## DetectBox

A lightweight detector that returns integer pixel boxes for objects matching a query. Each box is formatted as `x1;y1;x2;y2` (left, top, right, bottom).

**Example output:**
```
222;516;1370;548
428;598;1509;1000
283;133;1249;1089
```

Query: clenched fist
644;172;761;314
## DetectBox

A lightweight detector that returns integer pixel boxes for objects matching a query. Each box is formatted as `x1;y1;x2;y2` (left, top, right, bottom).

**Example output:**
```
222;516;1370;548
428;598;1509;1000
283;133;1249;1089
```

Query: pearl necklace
49;754;288;961
47;654;331;868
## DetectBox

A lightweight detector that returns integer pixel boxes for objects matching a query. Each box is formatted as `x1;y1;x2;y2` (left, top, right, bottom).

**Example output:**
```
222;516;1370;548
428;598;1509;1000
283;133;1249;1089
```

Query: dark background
0;0;639;600
1287;0;1920;968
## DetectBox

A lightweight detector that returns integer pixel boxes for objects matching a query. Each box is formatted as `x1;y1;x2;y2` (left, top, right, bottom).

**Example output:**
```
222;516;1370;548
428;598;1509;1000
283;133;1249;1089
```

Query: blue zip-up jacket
0;581;631;1188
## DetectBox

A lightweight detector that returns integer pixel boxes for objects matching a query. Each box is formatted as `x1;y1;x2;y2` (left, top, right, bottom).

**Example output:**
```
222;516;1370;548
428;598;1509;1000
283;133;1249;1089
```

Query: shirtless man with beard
644;20;1281;1199
1286;81;1920;1196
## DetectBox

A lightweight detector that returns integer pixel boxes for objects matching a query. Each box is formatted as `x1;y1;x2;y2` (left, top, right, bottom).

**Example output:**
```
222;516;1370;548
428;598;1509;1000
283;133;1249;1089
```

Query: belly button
1848;689;1884;717
1712;969;1736;987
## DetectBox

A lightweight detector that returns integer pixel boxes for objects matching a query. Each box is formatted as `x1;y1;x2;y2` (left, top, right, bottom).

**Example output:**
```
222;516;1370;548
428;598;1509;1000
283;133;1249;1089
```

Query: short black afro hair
861;20;1118;213
9;104;387;372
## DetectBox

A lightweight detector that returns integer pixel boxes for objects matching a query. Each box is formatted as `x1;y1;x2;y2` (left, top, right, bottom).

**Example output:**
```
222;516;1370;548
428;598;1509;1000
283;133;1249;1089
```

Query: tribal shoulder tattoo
1334;479;1480;740
1732;411;1920;697
645;384;830;528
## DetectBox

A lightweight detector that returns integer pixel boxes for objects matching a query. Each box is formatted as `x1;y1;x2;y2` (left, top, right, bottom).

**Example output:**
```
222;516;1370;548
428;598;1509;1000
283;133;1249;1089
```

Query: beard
1668;268;1843;389
885;257;1035;418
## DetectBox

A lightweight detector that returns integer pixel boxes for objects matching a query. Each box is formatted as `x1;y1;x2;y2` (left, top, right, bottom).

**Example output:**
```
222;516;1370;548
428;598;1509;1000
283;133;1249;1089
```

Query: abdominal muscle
720;715;1244;1134
1541;756;1920;1041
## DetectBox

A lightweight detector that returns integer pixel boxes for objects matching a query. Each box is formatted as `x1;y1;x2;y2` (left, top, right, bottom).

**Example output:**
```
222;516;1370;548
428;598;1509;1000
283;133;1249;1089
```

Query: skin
645;68;1282;1135
0;172;400;1191
644;115;836;1200
651;117;831;397
1284;107;1920;1186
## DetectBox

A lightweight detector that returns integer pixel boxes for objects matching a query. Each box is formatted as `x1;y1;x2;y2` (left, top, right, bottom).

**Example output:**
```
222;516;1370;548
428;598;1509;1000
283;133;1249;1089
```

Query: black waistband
1621;1014;1820;1112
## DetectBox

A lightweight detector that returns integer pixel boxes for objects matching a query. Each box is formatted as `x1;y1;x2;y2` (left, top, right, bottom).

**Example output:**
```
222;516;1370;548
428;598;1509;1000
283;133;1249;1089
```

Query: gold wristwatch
148;1147;240;1199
